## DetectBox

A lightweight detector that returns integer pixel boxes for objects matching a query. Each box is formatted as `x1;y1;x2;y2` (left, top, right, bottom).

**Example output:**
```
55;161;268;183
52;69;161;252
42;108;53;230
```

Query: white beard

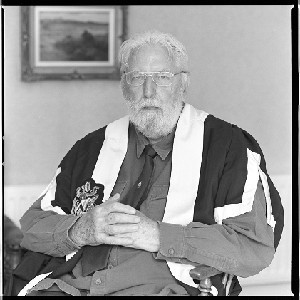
124;93;184;140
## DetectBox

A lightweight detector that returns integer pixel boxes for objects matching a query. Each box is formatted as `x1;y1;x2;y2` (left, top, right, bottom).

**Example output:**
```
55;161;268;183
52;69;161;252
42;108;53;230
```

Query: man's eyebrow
141;69;171;73
127;68;172;73
160;68;171;72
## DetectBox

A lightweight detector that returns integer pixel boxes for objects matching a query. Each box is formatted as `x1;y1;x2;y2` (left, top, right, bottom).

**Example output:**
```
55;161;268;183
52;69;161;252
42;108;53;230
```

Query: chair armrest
189;265;222;296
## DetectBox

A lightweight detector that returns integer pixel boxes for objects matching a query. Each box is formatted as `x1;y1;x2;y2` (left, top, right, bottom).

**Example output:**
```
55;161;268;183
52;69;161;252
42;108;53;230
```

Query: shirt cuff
53;214;82;256
155;221;186;261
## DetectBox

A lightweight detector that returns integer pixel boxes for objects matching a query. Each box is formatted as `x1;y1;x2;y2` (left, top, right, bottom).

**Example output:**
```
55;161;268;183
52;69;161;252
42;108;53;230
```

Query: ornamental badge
71;179;104;216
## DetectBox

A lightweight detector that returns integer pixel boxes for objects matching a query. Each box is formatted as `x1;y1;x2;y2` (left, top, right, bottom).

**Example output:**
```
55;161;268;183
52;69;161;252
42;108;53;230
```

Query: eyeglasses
124;71;188;87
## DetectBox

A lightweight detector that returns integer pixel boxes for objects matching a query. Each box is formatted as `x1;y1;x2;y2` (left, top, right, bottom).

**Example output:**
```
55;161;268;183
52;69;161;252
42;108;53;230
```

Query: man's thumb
109;193;120;201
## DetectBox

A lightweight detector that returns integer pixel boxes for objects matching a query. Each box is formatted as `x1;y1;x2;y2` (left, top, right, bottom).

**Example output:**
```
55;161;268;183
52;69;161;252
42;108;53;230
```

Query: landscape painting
21;6;128;81
36;7;113;66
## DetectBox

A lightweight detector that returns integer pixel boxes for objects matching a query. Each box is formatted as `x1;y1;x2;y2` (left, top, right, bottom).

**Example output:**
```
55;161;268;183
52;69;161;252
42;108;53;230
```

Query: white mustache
133;98;161;110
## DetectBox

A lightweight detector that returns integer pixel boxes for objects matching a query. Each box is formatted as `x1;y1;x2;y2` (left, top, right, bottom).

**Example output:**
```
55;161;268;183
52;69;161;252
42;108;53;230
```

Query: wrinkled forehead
127;44;175;71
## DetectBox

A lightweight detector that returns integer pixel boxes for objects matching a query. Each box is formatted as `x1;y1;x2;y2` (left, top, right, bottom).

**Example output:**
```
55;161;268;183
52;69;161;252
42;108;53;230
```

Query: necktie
81;144;157;276
123;144;157;209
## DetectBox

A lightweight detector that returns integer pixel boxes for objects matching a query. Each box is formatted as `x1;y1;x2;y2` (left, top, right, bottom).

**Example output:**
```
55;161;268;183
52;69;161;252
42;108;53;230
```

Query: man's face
121;44;185;141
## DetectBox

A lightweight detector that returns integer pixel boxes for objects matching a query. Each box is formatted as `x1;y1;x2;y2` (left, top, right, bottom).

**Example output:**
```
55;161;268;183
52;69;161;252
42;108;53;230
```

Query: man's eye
158;73;171;79
158;74;172;81
132;74;143;80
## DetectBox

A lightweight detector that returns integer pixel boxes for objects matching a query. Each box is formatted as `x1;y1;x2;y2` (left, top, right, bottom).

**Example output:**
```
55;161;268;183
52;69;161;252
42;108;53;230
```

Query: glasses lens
127;72;144;86
154;72;173;86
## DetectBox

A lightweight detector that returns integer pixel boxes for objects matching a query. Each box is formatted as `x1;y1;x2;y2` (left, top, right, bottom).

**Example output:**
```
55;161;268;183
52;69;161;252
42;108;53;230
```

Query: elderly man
11;31;283;296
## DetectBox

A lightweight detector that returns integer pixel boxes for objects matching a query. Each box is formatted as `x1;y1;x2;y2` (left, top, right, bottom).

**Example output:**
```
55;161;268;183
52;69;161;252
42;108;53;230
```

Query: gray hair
118;30;189;73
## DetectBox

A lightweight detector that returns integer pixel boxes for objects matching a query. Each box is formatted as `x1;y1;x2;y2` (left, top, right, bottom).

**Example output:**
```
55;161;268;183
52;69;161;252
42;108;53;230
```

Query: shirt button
168;248;175;255
95;278;102;285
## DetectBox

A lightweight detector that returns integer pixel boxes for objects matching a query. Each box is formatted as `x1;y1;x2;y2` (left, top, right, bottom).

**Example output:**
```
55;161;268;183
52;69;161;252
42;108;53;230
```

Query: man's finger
107;201;136;215
103;235;133;246
107;193;120;202
106;212;140;224
104;224;139;235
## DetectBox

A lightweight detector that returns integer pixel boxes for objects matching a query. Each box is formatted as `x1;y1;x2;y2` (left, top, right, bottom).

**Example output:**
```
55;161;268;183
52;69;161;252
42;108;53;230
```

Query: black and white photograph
3;4;294;297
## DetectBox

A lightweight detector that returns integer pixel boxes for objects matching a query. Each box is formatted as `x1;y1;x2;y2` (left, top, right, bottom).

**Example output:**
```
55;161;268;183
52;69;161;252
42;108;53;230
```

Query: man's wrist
149;220;161;253
68;214;88;248
156;222;185;258
154;221;161;252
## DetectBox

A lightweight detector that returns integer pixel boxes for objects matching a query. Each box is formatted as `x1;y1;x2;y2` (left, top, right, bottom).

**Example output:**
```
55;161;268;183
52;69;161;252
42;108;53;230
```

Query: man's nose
143;75;156;98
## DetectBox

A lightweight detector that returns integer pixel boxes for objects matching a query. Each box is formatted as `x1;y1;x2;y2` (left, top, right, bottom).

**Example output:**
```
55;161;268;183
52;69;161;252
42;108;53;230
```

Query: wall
3;5;293;296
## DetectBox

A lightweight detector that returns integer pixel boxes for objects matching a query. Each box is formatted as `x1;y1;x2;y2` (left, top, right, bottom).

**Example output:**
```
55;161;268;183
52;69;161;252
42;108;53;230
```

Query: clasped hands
69;193;160;252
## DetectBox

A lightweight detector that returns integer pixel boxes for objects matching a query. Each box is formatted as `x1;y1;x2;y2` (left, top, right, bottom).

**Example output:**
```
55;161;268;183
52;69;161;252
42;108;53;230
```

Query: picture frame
21;6;128;81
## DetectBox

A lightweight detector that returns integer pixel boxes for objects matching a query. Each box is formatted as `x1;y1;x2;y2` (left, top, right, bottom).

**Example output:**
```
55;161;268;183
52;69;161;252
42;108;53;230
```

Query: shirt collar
130;123;175;161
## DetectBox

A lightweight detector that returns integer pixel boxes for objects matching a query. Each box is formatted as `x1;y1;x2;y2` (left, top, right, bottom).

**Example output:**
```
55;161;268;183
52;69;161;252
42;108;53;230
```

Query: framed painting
21;6;128;81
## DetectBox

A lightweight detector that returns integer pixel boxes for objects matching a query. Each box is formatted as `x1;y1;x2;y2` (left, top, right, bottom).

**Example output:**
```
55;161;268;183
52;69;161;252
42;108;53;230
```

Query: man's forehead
127;44;174;70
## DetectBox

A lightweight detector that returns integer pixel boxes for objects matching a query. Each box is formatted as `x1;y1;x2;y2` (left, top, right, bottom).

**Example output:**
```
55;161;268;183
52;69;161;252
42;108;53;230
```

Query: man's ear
181;73;190;93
